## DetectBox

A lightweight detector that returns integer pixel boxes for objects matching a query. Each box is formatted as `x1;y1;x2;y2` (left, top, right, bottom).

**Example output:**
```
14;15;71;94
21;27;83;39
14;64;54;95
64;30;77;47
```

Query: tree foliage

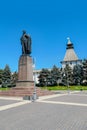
50;65;61;86
73;64;83;85
82;59;87;85
38;62;87;87
38;65;61;86
62;64;73;86
2;65;11;83
0;64;18;87
1;59;87;87
38;68;50;86
0;69;3;84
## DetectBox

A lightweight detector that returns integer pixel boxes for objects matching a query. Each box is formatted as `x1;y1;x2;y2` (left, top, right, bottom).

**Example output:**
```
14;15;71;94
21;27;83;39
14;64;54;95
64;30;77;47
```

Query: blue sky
0;0;87;72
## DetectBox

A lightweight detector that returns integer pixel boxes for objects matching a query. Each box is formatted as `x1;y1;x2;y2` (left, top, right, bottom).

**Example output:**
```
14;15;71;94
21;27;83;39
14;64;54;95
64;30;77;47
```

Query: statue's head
22;30;26;34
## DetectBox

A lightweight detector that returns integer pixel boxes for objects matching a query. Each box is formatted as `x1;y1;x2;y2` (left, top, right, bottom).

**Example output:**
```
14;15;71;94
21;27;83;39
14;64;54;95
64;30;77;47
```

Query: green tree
82;59;87;85
73;64;83;85
50;65;61;86
0;69;3;85
38;68;50;86
38;65;61;86
2;64;11;87
62;64;73;86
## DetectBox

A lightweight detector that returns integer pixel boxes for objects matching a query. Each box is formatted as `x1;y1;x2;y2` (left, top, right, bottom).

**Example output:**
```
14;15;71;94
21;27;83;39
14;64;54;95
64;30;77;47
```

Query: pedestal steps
0;87;54;97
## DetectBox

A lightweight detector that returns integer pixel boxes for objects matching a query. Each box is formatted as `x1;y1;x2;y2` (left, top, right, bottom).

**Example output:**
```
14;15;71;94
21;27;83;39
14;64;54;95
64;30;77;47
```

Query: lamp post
63;72;70;94
67;80;70;94
33;58;37;101
66;72;70;94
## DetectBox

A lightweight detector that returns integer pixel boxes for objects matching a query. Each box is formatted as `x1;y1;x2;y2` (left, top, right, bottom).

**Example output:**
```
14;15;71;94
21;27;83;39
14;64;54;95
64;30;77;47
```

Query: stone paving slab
0;96;31;111
0;99;21;106
0;102;87;130
0;92;87;130
45;94;87;104
72;90;87;95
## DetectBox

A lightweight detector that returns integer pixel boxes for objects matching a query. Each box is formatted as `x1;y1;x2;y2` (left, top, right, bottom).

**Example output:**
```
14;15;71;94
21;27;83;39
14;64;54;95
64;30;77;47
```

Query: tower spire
67;37;71;44
66;37;74;49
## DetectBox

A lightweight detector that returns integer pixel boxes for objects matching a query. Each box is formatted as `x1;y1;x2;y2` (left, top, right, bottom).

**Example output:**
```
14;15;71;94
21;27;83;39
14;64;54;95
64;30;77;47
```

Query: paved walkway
0;91;87;130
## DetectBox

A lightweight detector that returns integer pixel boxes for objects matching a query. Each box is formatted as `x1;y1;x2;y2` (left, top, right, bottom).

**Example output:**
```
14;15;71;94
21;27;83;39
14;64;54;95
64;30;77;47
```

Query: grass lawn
0;86;87;91
0;87;10;91
40;86;87;91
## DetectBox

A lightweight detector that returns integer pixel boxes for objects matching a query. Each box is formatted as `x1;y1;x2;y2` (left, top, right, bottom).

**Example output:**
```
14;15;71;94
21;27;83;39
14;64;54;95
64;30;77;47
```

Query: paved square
0;91;87;130
0;99;21;106
45;94;87;104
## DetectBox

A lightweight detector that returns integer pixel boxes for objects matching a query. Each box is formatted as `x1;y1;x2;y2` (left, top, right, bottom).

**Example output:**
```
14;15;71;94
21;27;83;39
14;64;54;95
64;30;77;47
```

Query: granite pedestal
16;55;34;88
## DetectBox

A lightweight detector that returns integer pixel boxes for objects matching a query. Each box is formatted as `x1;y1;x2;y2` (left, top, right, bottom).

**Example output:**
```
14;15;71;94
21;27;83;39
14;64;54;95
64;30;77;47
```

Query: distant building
33;38;82;84
33;69;41;84
61;38;82;68
33;69;51;84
